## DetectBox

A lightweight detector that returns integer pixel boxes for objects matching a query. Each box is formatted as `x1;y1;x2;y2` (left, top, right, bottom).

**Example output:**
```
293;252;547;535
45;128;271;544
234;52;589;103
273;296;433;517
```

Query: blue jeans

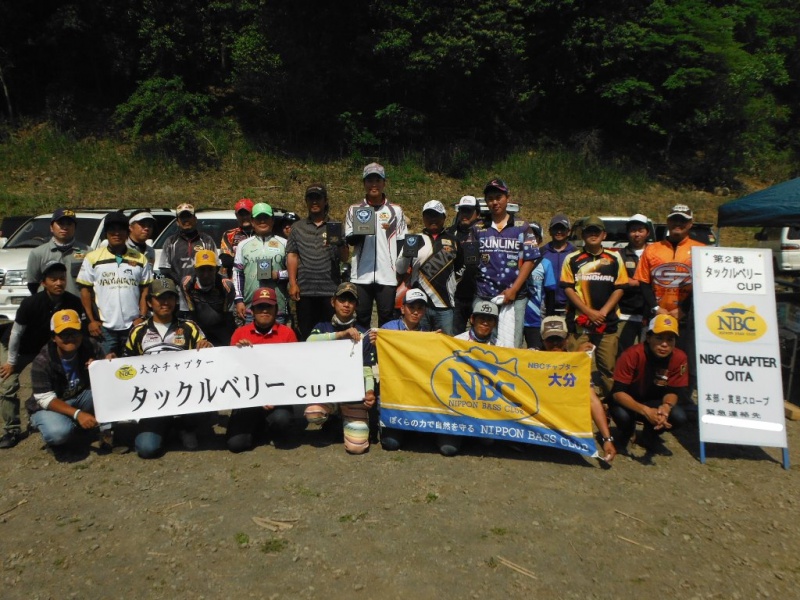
30;389;95;447
134;413;206;459
100;326;130;357
424;307;455;336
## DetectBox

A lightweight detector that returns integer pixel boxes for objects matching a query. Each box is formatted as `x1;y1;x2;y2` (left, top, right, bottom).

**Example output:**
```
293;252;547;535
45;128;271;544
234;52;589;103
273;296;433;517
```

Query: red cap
235;198;255;213
251;287;277;307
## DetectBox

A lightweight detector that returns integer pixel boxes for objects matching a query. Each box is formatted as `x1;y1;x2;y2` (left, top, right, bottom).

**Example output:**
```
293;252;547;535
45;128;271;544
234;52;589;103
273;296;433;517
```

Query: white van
755;226;800;273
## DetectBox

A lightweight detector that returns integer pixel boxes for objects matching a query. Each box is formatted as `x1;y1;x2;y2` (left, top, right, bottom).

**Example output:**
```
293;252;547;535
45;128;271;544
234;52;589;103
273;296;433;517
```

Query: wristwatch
601;436;614;443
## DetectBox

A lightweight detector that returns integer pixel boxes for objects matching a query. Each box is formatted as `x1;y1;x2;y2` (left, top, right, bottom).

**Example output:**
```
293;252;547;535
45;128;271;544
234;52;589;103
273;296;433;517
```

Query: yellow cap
194;250;217;268
51;309;82;334
649;314;679;336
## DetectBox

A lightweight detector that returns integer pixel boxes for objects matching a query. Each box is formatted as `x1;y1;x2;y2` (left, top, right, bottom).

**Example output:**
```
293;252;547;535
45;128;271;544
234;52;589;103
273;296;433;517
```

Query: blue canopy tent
717;177;800;227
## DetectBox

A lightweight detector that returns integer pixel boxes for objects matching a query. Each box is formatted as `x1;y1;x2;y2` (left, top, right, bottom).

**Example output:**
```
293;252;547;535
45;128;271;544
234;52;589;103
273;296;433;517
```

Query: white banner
692;247;787;448
88;340;365;422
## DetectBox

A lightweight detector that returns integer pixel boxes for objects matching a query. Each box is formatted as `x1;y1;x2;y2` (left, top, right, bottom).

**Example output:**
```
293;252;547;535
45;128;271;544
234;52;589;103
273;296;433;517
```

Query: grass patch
260;538;288;554
338;512;368;523
425;492;440;503
490;527;508;536
234;532;249;546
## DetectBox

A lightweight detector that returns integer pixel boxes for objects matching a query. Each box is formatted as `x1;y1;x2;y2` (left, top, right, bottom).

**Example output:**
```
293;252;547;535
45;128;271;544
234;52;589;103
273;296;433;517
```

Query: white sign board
692;247;787;448
89;340;365;422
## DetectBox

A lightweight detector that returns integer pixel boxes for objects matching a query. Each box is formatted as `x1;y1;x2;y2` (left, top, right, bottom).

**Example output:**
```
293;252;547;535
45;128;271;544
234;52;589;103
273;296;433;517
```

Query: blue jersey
381;319;429;332
523;257;557;328
472;218;540;299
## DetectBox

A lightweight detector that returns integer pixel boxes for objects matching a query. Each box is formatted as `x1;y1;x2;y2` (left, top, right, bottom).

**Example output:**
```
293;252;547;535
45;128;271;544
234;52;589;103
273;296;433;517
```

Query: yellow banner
377;330;596;456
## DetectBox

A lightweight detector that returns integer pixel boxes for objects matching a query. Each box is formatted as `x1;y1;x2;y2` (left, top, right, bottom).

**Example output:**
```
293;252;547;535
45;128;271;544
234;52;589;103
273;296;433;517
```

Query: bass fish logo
115;365;138;380
430;346;539;421
707;302;767;342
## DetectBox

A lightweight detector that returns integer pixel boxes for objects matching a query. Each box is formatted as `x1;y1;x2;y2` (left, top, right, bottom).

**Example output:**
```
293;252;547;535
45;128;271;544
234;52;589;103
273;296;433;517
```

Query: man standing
634;204;704;392
0;262;84;448
447;195;480;335
540;214;575;317
219;198;254;277
27;309;104;452
616;214;650;356
560;216;628;399
610;314;689;457
232;203;291;325
181;249;236;346
127;210;158;265
124;278;212;458
157;203;217;316
344;162;407;328
287;184;349;340
471;178;540;347
227;287;299;453
77;211;152;356
26;208;90;296
396;201;462;335
305;282;377;455
523;221;557;349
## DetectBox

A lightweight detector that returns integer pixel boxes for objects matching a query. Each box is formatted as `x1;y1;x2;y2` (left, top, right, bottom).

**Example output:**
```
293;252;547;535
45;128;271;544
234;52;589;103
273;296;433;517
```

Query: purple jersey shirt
472;218;540;298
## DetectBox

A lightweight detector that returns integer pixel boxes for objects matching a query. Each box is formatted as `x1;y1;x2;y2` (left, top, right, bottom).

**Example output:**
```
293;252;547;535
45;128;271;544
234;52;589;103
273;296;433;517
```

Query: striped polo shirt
285;217;341;297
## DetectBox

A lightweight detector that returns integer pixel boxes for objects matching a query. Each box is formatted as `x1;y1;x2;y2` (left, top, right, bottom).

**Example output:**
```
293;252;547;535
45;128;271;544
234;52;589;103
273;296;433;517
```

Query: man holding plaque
287;184;349;340
344;163;407;328
395;200;462;335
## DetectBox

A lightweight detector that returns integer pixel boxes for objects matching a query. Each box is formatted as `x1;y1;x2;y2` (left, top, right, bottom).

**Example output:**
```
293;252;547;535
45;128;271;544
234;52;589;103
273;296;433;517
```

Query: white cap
404;289;428;305
129;211;155;225
628;213;649;226
422;200;446;215
455;195;477;209
667;204;693;220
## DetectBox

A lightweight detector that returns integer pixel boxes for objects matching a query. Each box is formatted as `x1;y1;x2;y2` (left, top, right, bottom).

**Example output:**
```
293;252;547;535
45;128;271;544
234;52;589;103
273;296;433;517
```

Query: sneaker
0;431;21;449
179;429;199;450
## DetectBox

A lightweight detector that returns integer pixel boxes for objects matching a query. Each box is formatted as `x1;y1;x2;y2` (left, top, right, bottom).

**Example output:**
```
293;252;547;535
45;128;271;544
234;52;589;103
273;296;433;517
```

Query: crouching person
227;287;299;452
125;278;212;458
27;310;104;450
305;282;377;454
609;314;688;457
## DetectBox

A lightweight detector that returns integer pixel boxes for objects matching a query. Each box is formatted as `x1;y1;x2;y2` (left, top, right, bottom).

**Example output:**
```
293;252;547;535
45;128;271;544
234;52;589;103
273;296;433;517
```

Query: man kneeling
609;314;689;456
27;310;104;451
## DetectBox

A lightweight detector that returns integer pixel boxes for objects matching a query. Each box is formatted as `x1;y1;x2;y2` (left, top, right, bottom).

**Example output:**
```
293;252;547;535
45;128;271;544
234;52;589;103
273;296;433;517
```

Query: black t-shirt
2;291;85;356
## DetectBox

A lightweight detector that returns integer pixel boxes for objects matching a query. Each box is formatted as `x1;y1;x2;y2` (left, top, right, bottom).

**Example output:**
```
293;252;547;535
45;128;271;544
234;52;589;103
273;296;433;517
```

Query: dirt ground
2;368;799;600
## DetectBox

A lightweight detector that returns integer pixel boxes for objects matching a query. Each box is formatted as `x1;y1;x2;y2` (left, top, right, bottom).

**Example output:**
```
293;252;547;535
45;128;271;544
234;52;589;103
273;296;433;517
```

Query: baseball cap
334;282;358;300
404;289;428;305
251;287;277;307
530;221;543;239
422;200;446;215
483;178;509;195
648;314;679;336
541;316;569;339
549;214;570;230
51;208;76;223
628;213;649;227
305;183;328;198
471;300;499;318
194;249;217;268
667;204;693;220
582;216;605;231
149;278;179;298
42;260;67;276
129;210;155;225
455;195;478;209
363;162;386;180
51;309;82;334
252;203;274;218
234;198;254;214
104;211;129;230
176;203;195;216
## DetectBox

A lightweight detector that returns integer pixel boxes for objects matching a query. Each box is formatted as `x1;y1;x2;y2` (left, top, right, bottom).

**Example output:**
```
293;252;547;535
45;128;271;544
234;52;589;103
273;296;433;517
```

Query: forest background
1;0;799;222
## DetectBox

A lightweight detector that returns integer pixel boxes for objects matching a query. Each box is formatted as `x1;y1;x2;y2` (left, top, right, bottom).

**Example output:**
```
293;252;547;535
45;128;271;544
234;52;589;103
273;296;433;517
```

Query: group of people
0;162;704;462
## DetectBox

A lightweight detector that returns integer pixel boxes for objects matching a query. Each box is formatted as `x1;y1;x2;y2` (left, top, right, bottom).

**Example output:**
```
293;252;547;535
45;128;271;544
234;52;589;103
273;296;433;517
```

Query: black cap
104;211;129;230
42;260;67;276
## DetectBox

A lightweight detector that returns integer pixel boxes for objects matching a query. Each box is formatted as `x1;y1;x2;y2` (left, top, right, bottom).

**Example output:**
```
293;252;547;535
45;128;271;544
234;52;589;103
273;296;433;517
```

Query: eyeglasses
543;336;566;345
